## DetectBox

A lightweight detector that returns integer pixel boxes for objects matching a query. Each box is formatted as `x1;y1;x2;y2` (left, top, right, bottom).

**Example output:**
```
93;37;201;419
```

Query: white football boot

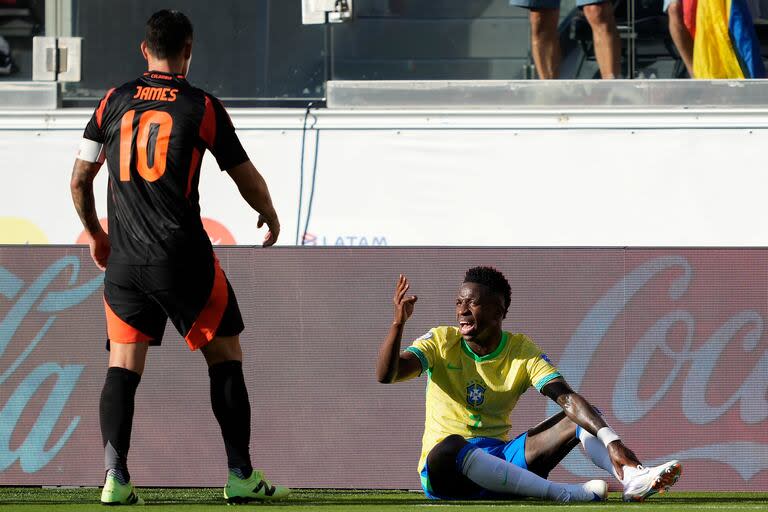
622;460;682;502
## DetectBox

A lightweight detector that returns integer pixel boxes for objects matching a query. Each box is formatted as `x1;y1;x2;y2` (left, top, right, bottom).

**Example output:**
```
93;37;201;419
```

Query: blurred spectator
511;0;621;78
0;35;10;75
665;1;694;77
0;0;15;75
0;0;35;77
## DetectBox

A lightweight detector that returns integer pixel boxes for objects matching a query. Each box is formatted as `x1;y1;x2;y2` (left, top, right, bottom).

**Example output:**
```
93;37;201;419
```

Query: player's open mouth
459;320;475;336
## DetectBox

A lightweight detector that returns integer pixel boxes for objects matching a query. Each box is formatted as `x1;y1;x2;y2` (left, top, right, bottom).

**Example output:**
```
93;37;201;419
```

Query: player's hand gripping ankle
608;440;642;480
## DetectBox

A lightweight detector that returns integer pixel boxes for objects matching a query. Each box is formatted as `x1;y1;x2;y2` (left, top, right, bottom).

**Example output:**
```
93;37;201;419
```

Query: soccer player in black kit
70;10;289;505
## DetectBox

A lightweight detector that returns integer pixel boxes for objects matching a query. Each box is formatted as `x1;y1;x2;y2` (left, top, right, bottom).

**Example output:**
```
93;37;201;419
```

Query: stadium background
1;0;768;495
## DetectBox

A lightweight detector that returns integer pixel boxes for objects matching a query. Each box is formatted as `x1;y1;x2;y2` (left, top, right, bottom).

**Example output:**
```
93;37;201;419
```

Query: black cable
295;102;316;245
300;130;321;246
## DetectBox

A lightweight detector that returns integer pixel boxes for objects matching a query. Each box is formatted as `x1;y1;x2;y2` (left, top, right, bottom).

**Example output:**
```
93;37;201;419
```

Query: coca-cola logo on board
548;255;768;481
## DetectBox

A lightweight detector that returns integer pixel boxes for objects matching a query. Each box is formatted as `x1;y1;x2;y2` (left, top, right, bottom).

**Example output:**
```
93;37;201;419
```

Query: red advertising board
0;247;765;490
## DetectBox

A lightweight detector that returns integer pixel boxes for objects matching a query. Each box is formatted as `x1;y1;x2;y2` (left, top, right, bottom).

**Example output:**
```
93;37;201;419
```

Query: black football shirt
83;71;248;264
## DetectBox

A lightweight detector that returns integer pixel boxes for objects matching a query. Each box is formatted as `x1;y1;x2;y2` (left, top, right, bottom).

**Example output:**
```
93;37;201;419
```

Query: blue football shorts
420;432;529;500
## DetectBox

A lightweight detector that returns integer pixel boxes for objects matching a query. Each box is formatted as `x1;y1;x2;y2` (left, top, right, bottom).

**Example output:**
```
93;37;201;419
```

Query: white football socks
460;447;597;502
577;426;621;480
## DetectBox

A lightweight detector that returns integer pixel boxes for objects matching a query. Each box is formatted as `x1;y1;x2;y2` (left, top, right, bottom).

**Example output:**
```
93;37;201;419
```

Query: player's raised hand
607;440;642;480
258;213;280;248
393;274;418;325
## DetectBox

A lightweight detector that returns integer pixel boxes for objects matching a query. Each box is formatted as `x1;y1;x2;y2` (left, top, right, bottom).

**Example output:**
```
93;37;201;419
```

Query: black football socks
100;366;141;483
209;360;254;479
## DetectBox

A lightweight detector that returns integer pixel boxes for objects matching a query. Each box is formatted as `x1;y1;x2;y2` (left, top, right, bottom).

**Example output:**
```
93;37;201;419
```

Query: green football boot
100;474;144;505
224;469;291;504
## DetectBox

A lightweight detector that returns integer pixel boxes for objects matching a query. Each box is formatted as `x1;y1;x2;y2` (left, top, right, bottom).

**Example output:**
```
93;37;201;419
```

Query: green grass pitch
1;488;767;511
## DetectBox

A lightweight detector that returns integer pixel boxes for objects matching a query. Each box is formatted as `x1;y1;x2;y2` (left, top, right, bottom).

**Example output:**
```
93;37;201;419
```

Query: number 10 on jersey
119;109;173;183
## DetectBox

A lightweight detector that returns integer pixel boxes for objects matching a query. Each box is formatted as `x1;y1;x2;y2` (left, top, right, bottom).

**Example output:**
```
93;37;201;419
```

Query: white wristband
596;427;621;447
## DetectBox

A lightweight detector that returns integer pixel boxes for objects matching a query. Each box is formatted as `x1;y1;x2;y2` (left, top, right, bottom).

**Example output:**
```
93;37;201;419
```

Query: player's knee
427;435;468;471
201;335;242;366
440;434;469;452
108;341;149;375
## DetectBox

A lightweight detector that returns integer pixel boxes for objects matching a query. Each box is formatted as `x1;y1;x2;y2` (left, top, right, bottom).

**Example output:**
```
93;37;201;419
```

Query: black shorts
103;250;244;350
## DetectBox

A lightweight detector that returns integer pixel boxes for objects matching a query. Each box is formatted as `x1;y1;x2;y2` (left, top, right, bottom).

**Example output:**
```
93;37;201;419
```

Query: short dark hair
145;10;193;59
463;266;511;317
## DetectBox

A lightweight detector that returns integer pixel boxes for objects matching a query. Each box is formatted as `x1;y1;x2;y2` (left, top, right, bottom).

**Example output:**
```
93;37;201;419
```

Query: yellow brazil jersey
406;326;561;472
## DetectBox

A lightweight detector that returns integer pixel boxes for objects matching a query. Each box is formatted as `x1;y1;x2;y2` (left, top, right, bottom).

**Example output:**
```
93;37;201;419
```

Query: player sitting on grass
376;268;682;502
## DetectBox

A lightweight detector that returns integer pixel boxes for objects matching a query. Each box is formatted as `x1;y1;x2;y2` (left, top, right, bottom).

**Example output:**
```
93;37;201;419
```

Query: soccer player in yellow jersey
377;267;682;502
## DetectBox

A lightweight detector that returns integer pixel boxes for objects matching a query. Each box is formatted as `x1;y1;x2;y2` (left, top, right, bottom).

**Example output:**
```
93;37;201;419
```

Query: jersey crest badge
417;331;433;341
541;353;553;364
466;381;486;408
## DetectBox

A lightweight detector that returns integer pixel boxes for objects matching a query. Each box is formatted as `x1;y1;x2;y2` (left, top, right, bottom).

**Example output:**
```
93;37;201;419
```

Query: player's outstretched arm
71;158;110;270
226;160;280;247
376;274;422;384
541;377;642;479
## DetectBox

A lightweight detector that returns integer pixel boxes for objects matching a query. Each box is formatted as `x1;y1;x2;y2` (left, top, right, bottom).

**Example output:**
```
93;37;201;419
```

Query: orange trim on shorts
103;297;153;344
96;88;116;129
184;256;228;350
200;96;217;149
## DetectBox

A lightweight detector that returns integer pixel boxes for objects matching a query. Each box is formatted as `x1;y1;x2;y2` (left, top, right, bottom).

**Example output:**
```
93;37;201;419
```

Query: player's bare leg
201;334;242;365
201;335;290;502
100;341;149;505
524;411;580;477
108;340;150;374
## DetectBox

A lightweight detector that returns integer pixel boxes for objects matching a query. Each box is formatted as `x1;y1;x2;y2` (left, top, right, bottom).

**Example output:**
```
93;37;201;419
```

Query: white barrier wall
1;108;767;246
